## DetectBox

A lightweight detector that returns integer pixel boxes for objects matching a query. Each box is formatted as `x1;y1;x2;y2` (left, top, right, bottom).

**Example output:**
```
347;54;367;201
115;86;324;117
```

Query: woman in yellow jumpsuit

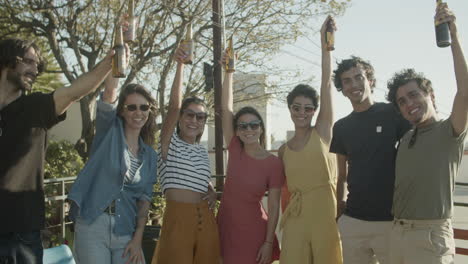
278;16;343;264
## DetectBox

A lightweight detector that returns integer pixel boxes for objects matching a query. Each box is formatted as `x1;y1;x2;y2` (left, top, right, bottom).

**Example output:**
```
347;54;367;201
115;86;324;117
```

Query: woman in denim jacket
68;74;158;264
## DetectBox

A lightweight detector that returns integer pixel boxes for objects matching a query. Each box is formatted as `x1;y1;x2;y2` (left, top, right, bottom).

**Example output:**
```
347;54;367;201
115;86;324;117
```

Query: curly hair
286;84;319;110
333;56;375;92
233;106;266;148
0;38;46;74
116;83;158;146
386;68;435;110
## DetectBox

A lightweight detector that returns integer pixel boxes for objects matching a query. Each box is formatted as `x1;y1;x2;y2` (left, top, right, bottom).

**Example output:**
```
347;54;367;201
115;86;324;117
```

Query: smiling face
235;113;263;146
7;47;39;92
178;103;207;144
289;95;316;128
396;80;437;127
340;66;374;108
120;93;150;132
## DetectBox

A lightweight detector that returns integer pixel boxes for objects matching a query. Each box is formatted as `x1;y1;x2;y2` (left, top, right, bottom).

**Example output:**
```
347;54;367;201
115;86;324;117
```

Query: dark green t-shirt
393;119;467;220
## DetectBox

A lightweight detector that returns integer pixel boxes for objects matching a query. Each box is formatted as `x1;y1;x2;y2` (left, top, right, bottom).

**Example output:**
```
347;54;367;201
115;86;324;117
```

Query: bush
43;140;84;248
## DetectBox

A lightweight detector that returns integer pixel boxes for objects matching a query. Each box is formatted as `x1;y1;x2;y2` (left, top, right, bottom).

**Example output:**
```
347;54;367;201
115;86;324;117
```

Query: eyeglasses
290;104;315;114
124;104;151;112
183;109;207;122
237;120;262;131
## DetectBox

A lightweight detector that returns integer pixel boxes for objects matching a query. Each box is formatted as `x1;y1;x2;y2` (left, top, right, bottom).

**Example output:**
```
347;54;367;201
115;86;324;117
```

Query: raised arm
102;74;120;104
53;51;113;115
160;47;185;161
220;51;235;144
438;4;468;135
315;16;336;144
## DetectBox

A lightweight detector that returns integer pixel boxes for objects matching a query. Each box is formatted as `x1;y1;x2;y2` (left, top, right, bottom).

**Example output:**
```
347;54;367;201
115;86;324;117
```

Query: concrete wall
49;102;82;143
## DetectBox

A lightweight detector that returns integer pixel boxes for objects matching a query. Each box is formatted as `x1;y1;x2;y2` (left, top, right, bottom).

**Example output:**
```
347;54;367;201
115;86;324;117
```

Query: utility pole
212;0;225;191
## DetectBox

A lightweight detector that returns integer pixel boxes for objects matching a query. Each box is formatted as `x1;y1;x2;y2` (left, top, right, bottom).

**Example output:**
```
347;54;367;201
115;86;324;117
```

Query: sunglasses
124;104;151;112
291;104;315;114
183;109;208;122
237;120;262;131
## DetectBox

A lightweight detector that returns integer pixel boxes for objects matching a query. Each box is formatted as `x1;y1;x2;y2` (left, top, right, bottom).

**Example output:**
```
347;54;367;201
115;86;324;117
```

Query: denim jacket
68;99;157;236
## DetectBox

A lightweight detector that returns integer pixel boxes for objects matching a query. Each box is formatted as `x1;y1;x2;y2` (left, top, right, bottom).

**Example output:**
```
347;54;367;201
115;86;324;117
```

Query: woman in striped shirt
151;46;220;264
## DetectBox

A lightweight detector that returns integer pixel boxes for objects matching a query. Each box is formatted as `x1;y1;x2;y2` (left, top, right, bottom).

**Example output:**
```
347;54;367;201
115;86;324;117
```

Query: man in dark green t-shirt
386;4;468;264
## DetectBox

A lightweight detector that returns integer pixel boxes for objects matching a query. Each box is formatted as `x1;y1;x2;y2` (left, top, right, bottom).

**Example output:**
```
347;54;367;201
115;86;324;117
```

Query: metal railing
44;177;468;245
43;175;227;244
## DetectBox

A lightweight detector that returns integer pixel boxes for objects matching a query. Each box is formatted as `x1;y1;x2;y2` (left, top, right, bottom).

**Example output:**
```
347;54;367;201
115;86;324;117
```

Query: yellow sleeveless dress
280;129;343;264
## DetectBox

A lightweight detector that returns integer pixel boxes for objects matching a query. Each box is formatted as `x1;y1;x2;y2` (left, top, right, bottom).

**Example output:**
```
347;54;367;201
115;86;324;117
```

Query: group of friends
0;3;467;264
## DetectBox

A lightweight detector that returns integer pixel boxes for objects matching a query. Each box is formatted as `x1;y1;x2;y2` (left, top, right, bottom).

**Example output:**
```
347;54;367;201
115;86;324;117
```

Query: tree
0;0;349;158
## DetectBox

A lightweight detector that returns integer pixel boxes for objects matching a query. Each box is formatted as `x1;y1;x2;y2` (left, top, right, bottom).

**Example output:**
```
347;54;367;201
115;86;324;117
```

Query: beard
7;69;33;92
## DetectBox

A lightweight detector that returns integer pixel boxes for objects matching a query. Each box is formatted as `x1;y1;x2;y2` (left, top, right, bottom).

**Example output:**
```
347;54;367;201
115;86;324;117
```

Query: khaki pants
389;218;455;264
151;200;220;264
338;214;391;264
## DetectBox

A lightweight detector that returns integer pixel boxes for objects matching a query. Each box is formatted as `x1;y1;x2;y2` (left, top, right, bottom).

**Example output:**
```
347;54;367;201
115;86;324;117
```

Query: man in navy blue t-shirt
330;56;410;264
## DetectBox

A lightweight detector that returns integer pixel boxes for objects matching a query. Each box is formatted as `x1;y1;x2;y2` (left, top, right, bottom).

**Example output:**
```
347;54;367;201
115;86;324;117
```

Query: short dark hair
386;68;436;110
233;106;266;148
177;96;207;143
0;38;46;74
117;83;158;146
333;56;375;92
286;84;319;109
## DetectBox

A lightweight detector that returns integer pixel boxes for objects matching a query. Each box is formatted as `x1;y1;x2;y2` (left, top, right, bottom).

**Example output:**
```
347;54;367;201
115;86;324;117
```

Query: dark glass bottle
325;18;335;51
112;25;127;78
435;0;451;48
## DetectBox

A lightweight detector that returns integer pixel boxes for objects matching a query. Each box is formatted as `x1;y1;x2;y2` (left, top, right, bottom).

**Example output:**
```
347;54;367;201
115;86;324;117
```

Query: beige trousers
338;214;392;264
389;218;455;264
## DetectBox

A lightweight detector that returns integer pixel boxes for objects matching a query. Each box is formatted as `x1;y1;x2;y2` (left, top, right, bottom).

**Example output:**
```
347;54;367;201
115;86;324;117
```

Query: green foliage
44;140;84;179
43;140;84;247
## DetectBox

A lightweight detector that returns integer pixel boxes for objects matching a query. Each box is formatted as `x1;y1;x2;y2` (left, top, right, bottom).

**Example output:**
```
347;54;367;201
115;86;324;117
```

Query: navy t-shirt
330;103;411;221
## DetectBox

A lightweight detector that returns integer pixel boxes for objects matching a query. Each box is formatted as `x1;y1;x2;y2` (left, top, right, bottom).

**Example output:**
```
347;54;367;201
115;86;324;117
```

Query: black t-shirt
0;92;65;233
330;103;411;221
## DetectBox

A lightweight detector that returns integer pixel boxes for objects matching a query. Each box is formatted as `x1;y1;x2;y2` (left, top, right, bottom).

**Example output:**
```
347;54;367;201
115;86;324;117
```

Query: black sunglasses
124;104;151;112
183;109;207;122
237;120;262;131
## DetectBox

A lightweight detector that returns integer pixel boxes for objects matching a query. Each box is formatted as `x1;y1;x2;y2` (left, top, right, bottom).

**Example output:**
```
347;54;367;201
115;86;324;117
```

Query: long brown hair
116;83;158;146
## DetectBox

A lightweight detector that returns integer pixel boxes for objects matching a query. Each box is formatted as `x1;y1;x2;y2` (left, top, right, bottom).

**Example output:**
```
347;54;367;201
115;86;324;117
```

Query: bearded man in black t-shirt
0;38;114;263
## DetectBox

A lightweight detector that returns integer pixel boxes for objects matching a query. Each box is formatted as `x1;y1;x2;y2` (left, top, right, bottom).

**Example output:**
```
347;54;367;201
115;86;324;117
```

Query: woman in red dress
217;51;285;264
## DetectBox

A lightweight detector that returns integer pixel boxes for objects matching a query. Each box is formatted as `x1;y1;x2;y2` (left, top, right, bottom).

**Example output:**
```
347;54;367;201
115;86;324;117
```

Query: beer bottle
225;37;235;73
112;24;127;78
181;23;194;65
123;0;136;43
325;18;335;51
435;0;450;48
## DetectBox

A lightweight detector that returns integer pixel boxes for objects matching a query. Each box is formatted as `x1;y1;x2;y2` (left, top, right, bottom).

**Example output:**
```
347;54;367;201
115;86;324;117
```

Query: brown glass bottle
325;18;335;51
123;0;136;43
112;25;127;78
435;0;451;48
225;37;235;73
181;23;194;64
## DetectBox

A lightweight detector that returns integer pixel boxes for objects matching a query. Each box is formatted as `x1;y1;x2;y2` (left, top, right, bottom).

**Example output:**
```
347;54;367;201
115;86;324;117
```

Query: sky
268;0;468;143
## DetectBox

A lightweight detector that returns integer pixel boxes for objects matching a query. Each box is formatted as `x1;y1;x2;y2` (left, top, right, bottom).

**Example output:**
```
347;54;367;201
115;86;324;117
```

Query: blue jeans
74;213;144;264
0;231;43;264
